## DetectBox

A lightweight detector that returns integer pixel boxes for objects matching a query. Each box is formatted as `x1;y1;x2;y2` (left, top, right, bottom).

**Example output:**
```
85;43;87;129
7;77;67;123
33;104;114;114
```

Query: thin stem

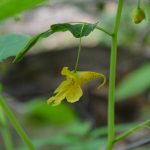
138;0;140;8
74;23;85;72
113;1;124;34
0;95;36;150
105;35;117;150
0;105;13;150
114;119;150;143
105;0;124;150
66;21;113;36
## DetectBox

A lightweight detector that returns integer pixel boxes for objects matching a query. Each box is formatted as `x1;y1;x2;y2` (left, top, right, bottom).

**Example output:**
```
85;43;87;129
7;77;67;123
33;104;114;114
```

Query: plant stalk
114;119;150;143
0;95;36;150
74;23;85;72
0;105;13;150
105;0;124;149
138;0;140;8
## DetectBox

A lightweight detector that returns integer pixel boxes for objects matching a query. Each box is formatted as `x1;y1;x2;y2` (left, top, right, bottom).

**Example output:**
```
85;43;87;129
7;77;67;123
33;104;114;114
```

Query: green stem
114;119;150;143
66;21;113;36
74;23;85;72
0;95;36;150
138;0;140;8
105;0;124;150
0;105;13;150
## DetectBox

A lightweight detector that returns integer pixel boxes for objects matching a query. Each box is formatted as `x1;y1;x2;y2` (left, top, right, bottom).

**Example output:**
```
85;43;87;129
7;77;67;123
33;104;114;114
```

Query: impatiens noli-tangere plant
1;0;150;150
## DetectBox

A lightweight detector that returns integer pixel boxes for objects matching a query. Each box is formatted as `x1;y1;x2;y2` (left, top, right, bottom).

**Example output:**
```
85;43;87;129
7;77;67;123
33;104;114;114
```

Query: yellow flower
47;67;106;106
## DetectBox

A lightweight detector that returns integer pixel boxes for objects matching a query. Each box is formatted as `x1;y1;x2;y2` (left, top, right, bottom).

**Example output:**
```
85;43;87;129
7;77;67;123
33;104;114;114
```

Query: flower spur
47;67;106;106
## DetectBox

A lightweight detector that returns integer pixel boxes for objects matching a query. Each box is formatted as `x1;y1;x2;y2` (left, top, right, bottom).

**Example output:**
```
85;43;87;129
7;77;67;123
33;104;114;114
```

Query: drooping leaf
0;0;48;22
0;33;31;62
40;30;51;38
116;63;150;101
13;22;98;63
51;22;98;38
13;30;51;63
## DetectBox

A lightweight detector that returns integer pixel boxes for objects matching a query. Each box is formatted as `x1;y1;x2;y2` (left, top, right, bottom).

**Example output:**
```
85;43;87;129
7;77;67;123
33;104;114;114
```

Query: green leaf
0;0;5;3
16;131;107;150
13;22;98;63
16;135;80;150
64;138;107;150
0;33;31;62
116;63;150;101
40;30;51;38
51;22;98;38
67;121;91;136
0;0;48;22
26;98;77;126
13;30;51;63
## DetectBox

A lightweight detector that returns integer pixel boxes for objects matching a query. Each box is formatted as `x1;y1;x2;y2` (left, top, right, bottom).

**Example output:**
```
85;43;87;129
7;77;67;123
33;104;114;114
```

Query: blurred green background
0;0;150;150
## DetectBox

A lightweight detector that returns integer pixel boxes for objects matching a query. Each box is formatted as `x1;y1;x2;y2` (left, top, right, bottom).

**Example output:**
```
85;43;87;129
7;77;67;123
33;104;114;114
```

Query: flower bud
132;7;146;24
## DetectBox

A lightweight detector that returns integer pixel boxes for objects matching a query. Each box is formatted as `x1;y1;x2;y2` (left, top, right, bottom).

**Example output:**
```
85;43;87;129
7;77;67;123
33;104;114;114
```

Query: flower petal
47;90;66;106
54;81;69;93
53;94;66;106
66;86;83;103
47;96;55;104
61;67;81;86
79;71;106;88
61;67;75;78
61;67;75;82
61;67;69;75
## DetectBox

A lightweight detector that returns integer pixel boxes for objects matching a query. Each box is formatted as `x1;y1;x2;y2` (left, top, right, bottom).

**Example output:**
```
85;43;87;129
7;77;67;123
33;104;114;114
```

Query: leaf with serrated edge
51;22;98;38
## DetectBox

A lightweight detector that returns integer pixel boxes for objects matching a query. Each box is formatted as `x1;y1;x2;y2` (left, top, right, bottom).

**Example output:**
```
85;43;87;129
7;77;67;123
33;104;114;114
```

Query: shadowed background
0;0;150;150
